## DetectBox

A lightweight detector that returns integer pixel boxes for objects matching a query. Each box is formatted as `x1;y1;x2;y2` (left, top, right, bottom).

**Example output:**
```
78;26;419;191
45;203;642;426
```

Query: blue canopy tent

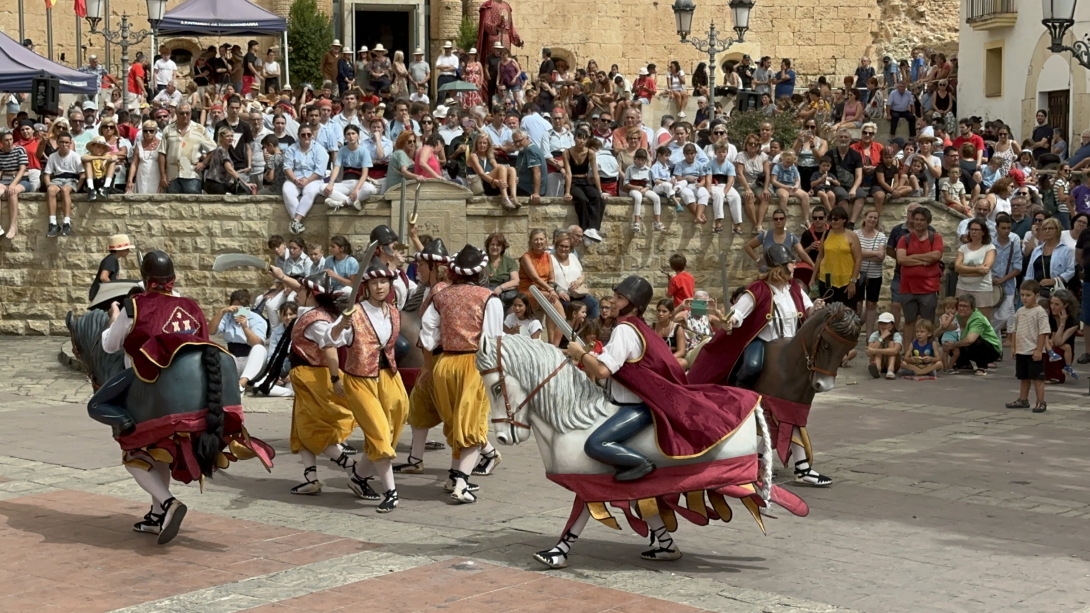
0;30;97;94
156;0;291;86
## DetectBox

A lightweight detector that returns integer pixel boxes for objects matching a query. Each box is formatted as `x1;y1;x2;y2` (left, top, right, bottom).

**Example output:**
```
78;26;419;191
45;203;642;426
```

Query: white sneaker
584;228;603;243
351;200;363;211
677;111;687;118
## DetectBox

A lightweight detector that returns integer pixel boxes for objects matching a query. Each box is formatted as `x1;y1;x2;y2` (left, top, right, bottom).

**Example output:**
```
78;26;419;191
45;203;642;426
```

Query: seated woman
653;298;688;369
1045;289;1080;384
865;312;903;380
468;131;519;210
831;89;865;132
323;124;378;210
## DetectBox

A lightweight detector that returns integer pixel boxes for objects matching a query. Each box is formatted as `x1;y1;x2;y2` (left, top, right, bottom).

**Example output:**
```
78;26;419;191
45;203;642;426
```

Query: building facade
958;0;1090;144
2;0;959;92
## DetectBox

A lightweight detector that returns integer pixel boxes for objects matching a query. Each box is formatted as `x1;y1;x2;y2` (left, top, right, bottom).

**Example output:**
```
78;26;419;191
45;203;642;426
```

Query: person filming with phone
210;289;268;393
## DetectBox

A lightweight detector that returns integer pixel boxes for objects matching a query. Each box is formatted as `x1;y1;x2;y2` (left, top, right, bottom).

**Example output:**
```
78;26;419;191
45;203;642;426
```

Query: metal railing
967;0;1017;22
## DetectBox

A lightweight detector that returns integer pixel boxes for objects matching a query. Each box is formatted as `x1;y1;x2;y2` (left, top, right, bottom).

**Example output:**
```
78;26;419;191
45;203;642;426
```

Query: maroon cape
125;291;222;383
611;316;760;459
687;279;808;386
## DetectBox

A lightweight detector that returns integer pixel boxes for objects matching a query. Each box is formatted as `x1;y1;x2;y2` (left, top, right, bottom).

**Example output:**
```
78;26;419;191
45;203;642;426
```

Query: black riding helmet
763;243;795;270
141;250;175;284
613;275;653;315
370;225;399;247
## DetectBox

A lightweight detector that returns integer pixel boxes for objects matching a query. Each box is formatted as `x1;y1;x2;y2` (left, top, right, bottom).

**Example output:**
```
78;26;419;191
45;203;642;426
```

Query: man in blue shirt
210;289;269;391
910;49;926;82
772;58;795;101
885;81;916;137
513;129;547;202
881;56;898;90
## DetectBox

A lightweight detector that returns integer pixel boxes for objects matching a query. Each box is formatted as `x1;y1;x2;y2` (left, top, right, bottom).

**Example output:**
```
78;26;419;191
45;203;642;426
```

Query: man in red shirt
127;52;148;108
895;206;944;332
849;121;885;223
951;118;985;167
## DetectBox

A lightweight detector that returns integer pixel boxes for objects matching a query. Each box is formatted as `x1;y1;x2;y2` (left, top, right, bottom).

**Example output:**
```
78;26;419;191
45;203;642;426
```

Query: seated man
210;289;269;391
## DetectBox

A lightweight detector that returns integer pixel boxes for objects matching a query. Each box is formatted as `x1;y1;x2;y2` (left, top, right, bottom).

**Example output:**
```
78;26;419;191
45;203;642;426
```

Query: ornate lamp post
84;0;167;113
1042;0;1090;69
671;0;755;120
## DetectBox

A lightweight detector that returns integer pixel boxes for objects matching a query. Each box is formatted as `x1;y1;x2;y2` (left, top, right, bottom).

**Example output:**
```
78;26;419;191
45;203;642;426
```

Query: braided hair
194;346;226;477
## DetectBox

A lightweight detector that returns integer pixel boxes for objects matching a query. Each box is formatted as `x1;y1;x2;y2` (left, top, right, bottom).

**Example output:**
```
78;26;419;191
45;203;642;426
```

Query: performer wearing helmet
268;267;362;497
688;243;832;486
394;236;453;474
88;251;226;543
369;224;416;310
418;244;504;503
324;258;410;513
562;274;761;562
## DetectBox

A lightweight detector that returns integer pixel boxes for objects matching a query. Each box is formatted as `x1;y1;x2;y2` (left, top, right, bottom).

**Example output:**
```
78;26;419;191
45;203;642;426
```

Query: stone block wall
0;187;966;335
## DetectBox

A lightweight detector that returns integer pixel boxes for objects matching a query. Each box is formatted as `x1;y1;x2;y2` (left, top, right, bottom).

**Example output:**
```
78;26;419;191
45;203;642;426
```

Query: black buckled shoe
348;474;381;500
377;489;399;513
133;506;163;534
614;459;656;482
157;497;187;545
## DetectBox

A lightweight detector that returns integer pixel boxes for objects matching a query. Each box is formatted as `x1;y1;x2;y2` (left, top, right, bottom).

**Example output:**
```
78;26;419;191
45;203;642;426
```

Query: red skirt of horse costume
118;405;275;485
548;316;808;537
688;280;815;467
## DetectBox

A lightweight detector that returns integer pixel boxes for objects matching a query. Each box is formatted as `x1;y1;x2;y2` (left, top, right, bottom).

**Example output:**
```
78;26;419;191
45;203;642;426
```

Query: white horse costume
476;334;808;568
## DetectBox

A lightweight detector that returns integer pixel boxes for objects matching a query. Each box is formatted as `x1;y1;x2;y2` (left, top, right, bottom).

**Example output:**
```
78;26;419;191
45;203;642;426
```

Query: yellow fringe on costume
342;370;409;462
407;369;442;431
289;365;356;454
432;352;489;452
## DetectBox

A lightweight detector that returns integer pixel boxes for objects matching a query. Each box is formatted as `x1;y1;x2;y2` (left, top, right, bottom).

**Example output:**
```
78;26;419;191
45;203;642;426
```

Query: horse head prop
773;301;861;397
67;309;126;391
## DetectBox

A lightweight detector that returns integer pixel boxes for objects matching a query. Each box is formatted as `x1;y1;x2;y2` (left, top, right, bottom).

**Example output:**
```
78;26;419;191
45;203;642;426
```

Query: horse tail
195;346;226;478
753;402;773;506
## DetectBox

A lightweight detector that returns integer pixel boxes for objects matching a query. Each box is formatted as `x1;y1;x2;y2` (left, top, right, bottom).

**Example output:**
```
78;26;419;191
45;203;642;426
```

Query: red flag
46;0;56;7
75;0;87;17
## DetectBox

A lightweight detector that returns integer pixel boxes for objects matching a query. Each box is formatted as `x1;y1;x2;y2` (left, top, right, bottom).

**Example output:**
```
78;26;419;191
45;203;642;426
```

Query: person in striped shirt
0;129;30;239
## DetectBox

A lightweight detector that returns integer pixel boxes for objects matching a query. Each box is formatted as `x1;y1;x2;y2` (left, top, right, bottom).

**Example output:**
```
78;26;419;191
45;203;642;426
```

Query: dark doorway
354;10;411;59
1047;89;1069;143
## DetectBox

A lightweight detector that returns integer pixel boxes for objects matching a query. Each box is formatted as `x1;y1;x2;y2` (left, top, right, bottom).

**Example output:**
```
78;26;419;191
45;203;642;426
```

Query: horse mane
476;335;613;433
799;301;862;340
66;310;125;386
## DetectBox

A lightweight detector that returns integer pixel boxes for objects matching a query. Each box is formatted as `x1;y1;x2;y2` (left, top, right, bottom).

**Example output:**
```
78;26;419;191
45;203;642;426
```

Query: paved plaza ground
1;336;1090;612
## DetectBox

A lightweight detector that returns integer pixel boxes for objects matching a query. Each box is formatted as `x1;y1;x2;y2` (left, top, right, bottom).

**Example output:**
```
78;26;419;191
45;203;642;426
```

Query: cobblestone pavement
2;337;1090;612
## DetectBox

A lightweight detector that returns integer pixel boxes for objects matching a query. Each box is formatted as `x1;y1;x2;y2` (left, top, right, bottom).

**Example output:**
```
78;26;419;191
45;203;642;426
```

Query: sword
408;180;423;225
719;251;729;304
344;241;380;314
529;285;587;351
213;254;270;272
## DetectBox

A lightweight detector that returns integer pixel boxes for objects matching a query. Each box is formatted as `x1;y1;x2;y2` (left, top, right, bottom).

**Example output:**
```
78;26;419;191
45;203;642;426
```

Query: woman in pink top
832;88;865;131
414;134;445;179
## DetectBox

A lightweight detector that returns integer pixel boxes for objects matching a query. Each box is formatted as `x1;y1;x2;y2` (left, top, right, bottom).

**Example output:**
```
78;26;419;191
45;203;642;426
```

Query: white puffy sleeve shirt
419;296;504;352
594;323;644;405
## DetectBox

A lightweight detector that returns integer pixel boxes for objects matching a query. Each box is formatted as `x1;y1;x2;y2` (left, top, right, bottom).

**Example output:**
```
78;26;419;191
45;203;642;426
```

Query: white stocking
480;440;496;457
453;447;480;487
564;506;590;545
353;455;376;479
789;426;808;466
373;459;395;492
126;463;172;510
151;458;171;489
300;448;318;469
646;514;674;549
408;427;428;460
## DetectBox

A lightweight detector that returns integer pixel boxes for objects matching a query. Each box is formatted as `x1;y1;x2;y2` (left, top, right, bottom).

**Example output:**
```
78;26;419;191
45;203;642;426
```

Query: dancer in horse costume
477;274;809;569
689;243;859;486
418;244;504;503
83;251;273;544
324;258;410;512
268;268;368;498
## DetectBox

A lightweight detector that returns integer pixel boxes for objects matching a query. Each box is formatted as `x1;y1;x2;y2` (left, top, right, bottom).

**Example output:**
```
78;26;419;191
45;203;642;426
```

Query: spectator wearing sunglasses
793;121;826;196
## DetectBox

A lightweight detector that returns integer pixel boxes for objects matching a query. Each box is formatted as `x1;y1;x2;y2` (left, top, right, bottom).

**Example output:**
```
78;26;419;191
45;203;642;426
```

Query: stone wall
0;186;966;335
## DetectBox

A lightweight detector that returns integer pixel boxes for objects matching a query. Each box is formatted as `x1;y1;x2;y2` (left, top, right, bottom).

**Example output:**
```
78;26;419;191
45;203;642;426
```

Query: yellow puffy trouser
289;366;356;455
432;352;489;457
342;370;409;462
406;369;442;431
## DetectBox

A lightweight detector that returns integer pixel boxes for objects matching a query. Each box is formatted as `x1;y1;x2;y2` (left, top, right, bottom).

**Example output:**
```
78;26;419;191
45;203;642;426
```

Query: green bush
455;16;479;53
287;0;334;88
725;109;799;150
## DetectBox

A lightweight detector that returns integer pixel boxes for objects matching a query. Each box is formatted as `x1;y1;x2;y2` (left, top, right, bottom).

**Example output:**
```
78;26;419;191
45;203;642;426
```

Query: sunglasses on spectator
421;120;433;124
713;131;725;135
772;216;786;221
862;130;875;135
1034;217;1045;222
812;215;826;220
299;133;312;137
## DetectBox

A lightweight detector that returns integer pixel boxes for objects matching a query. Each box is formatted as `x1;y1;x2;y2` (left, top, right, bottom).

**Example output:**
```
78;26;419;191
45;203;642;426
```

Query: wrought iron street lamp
84;0;167;113
671;0;755;120
1042;0;1090;69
